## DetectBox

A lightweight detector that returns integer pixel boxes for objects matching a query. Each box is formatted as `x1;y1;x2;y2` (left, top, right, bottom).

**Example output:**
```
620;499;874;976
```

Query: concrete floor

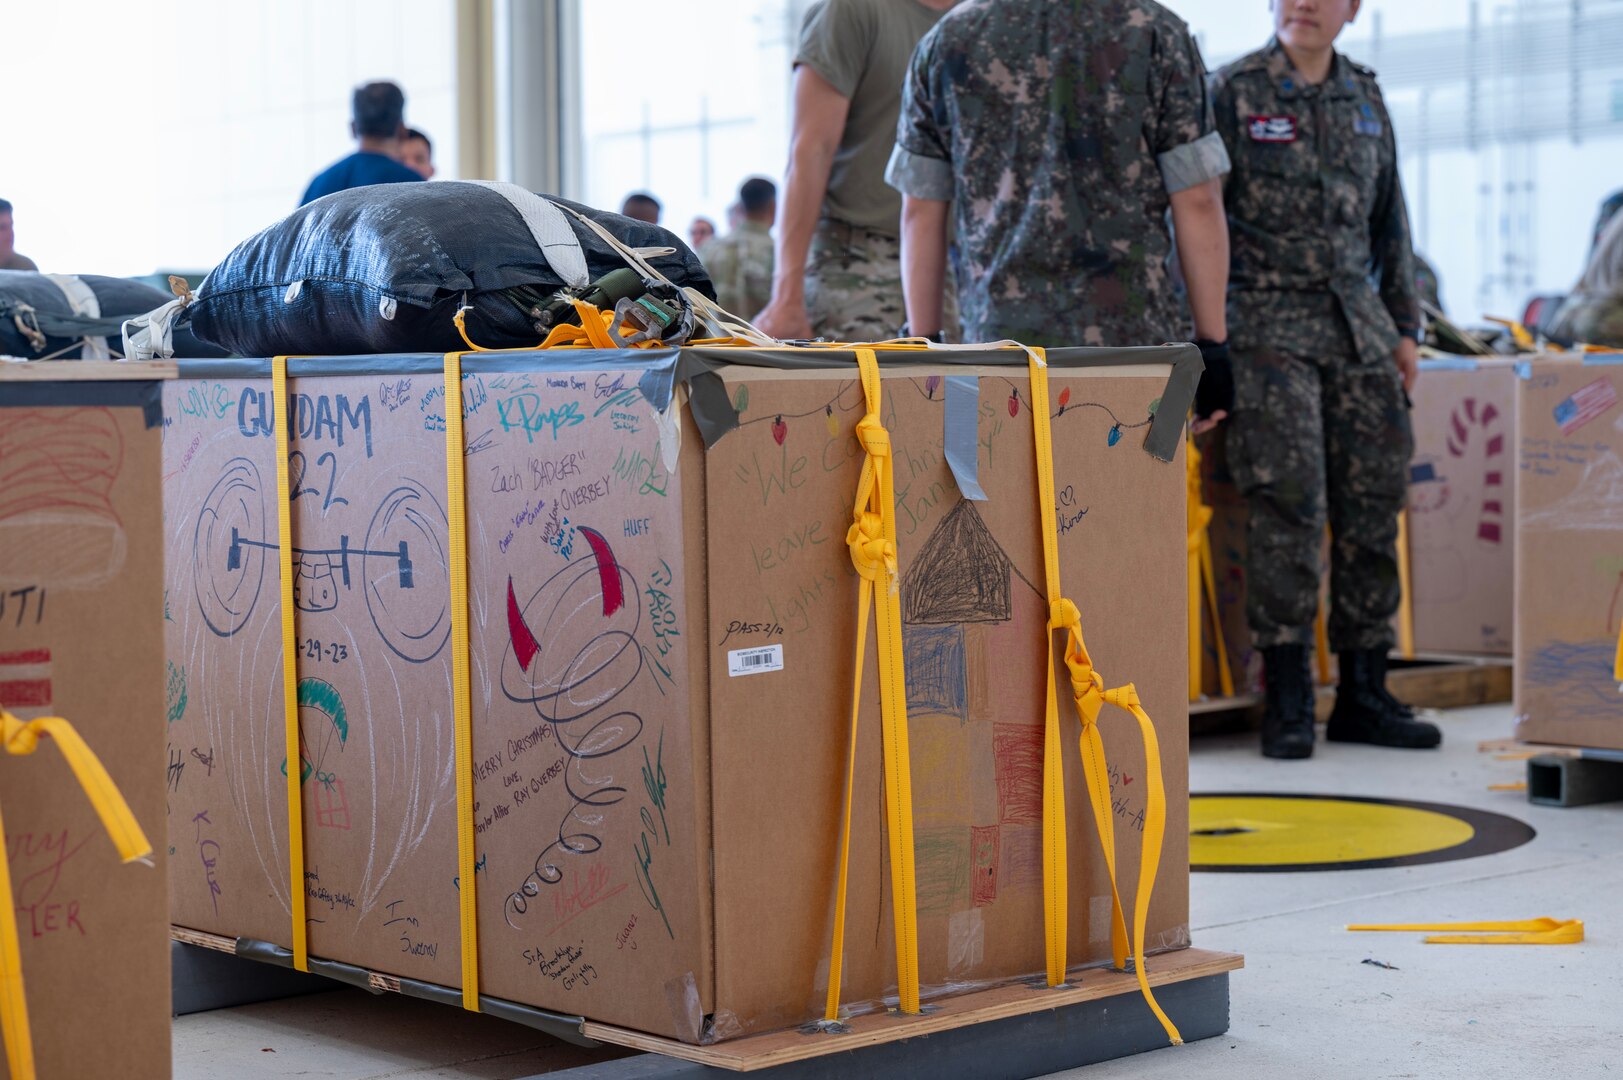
173;703;1622;1079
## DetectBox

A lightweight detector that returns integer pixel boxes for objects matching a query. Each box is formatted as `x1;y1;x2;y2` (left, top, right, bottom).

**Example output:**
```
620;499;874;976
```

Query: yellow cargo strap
0;709;154;1080
1027;350;1182;1045
1348;917;1583;945
1185;437;1233;701
1615;616;1623;684
453;300;669;352
443;354;482;1012
824;347;921;1020
271;356;310;972
1396;510;1416;661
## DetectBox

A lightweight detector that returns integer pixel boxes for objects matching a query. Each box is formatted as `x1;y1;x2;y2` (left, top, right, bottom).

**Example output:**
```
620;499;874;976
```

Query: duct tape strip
442;353;481;1012
944;375;987;501
0;379;165;428
271;357;310;972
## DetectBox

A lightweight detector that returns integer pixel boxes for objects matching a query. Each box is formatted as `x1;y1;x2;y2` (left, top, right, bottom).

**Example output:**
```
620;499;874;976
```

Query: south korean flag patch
1248;115;1297;142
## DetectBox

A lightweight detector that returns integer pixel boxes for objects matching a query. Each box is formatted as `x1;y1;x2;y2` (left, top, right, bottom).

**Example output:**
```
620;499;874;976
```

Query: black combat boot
1260;644;1316;759
1326;649;1442;748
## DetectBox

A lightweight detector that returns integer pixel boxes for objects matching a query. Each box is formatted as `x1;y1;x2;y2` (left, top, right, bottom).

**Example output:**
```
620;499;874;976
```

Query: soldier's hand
1394;337;1419;394
754;297;814;342
1192;338;1233;434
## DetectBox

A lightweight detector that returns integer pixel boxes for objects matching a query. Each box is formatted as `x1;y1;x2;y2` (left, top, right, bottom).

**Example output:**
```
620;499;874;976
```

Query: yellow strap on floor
825;348;921;1019
1027;352;1182;1045
0;709;153;1080
271;356;310;972
1348;917;1583;945
443;354;482;1012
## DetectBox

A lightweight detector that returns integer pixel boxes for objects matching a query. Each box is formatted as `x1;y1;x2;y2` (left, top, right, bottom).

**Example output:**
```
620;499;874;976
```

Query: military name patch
1248;115;1297;142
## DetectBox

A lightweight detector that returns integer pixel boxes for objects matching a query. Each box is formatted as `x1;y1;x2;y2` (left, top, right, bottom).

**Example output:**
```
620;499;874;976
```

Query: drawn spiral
363;480;451;663
193;457;267;638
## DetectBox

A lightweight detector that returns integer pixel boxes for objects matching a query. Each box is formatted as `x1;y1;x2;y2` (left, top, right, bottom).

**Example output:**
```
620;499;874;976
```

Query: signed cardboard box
1404;358;1519;655
1514;355;1623;751
0;361;171;1079
162;346;1194;1042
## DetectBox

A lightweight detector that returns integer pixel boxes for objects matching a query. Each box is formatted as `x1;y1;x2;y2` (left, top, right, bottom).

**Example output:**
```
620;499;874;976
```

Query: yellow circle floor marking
1190;793;1535;873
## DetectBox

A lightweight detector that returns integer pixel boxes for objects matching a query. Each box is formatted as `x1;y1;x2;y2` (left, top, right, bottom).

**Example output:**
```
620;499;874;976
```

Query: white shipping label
728;644;784;678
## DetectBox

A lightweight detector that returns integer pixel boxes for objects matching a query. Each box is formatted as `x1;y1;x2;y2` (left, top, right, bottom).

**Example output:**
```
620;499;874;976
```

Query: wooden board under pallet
170;926;1240;1074
1193;657;1511;722
581;948;1244;1073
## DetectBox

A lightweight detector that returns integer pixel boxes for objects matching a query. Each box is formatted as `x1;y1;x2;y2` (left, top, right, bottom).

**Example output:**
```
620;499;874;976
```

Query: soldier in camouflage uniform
884;0;1234;363
1211;0;1440;758
1549;210;1623;348
701;177;778;320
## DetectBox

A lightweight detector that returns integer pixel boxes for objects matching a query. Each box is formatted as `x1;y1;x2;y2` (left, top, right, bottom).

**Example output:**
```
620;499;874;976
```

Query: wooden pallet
581;948;1242;1072
172;926;1239;1074
1193;653;1511;723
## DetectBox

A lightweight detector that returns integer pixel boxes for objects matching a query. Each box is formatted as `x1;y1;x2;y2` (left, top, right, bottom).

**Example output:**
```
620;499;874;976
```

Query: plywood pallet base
173;926;1239;1077
1192;652;1512;724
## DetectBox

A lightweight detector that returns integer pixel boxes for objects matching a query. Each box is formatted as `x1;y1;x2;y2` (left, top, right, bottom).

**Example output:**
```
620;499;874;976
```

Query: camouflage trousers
1224;323;1413;651
804;218;959;343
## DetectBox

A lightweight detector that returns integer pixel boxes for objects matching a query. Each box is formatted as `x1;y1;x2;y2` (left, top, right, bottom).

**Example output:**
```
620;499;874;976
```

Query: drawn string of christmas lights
731;375;1156;447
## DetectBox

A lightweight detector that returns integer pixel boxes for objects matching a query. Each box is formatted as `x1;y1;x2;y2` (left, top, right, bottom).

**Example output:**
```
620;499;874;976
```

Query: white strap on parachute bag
461;180;590;289
122;280;196;362
43;274;112;360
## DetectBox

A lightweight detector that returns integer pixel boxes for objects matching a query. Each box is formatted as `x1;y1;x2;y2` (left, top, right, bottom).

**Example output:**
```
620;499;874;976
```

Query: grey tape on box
945;375;988;501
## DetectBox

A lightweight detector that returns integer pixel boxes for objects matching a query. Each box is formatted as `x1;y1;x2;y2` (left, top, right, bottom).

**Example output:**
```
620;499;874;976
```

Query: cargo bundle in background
1515;354;1623;752
0;360;173;1079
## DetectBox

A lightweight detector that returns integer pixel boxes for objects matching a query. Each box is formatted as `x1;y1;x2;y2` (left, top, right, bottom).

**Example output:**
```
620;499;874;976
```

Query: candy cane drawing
1445;396;1506;545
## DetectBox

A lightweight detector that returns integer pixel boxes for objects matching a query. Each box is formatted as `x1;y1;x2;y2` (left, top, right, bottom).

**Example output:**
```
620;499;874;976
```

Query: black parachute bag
0;271;225;359
181;182;719;356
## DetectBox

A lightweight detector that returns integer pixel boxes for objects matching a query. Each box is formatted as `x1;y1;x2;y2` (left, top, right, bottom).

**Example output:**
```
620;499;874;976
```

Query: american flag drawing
1554;377;1618;435
0;648;52;719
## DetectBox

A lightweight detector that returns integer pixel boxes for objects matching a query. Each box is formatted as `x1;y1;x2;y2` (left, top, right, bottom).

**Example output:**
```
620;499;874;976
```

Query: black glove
1193;338;1234;420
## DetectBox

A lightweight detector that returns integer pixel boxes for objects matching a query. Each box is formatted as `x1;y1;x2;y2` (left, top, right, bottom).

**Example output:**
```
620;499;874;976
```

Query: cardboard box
0;361;172;1079
162;346;1194;1042
1404;358;1519;655
1514;355;1623;751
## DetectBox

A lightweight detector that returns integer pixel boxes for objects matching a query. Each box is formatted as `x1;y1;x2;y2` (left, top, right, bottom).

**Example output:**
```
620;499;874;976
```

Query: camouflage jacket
1211;40;1419;364
701;220;775;320
885;0;1229;348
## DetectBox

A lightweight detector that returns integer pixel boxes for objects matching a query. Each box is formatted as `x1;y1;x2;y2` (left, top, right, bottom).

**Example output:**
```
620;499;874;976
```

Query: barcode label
728;644;784;678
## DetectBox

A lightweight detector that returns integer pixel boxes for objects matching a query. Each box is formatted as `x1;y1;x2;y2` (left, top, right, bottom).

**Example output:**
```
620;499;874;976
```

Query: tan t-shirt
1;252;39;272
795;0;947;237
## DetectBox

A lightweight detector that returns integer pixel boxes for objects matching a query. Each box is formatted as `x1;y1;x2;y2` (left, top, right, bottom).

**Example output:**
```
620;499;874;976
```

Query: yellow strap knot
854;413;890;459
2;714;44;756
846;513;895;582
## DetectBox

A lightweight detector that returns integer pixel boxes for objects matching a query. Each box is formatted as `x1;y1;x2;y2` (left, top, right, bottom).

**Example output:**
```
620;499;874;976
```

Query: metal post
506;0;582;197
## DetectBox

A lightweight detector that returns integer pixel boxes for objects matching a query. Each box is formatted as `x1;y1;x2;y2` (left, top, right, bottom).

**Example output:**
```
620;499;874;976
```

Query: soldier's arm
757;65;851;335
1207;70;1241;206
1368;85;1421;342
1155;24;1231;345
899;195;949;338
886;29;953;339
